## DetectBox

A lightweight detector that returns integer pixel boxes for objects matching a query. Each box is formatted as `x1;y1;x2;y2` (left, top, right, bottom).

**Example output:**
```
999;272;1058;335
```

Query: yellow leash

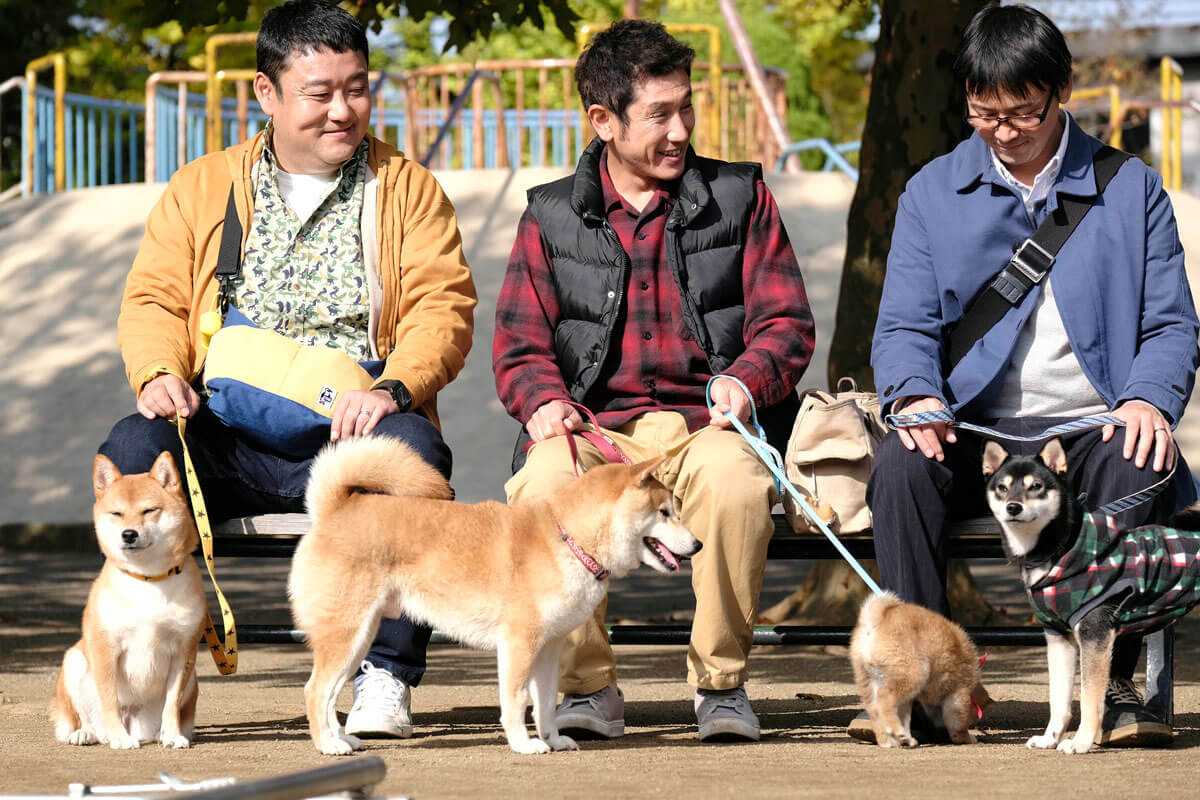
176;418;238;675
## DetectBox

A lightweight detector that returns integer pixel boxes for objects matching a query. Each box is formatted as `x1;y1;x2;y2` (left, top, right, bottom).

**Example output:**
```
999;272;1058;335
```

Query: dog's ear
93;454;122;498
1038;438;1068;475
631;456;666;487
150;450;182;492
981;441;1009;476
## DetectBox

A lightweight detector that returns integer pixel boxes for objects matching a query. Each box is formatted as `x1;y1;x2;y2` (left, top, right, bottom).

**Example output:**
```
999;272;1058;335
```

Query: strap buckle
1009;238;1055;284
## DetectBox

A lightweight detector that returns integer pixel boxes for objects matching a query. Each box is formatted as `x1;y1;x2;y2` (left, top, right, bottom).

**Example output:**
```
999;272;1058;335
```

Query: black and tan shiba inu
983;439;1200;754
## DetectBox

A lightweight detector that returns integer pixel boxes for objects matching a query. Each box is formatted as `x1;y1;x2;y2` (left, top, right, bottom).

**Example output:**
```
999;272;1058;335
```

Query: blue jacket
872;117;1199;430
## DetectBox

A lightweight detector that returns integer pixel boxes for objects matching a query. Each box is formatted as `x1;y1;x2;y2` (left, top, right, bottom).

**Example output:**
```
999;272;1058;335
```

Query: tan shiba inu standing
51;452;206;749
850;592;990;747
290;435;701;756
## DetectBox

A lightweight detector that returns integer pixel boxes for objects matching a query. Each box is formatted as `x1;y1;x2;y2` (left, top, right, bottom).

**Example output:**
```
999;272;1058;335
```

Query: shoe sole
698;720;760;742
556;714;624;739
1100;721;1173;748
847;717;876;744
344;726;413;739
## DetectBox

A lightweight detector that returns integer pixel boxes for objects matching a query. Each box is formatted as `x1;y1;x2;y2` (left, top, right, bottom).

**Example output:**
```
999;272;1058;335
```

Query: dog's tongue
652;539;680;571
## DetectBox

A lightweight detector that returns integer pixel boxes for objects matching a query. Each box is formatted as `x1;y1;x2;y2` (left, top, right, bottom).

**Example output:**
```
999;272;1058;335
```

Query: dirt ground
2;552;1199;799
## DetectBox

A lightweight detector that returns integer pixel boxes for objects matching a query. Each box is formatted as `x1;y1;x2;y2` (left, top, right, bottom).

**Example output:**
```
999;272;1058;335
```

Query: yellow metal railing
1161;56;1183;191
1069;84;1123;149
206;32;258;154
25;52;66;193
576;23;722;156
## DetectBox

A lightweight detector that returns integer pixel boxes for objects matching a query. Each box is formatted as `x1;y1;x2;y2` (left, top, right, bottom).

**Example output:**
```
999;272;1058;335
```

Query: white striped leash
885;409;1175;515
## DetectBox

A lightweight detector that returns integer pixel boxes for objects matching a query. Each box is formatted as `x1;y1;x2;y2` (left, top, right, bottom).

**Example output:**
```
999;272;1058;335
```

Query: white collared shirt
988;110;1110;419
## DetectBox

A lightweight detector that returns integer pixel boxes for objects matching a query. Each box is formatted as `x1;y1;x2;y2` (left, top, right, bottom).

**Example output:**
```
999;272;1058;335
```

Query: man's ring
1154;426;1167;433
359;410;371;417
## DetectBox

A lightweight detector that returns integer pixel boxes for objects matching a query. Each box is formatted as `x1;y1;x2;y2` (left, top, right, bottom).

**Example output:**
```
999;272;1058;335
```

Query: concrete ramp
2;170;1196;523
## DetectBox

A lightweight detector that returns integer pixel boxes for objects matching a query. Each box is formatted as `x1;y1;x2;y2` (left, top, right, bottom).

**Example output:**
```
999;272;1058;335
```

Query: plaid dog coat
1027;510;1200;636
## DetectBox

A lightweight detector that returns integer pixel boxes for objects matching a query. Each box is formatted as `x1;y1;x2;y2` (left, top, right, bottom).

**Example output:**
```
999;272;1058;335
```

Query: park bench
212;510;1176;723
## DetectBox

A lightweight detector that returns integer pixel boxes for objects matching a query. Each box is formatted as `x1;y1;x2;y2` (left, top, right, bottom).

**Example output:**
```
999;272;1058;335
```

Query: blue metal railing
775;139;861;181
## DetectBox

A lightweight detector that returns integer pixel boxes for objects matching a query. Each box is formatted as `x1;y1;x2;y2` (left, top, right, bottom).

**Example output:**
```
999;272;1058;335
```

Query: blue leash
705;376;884;596
884;409;1175;515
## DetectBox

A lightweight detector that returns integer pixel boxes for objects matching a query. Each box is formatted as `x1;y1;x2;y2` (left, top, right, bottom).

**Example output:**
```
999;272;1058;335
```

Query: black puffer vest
512;137;799;470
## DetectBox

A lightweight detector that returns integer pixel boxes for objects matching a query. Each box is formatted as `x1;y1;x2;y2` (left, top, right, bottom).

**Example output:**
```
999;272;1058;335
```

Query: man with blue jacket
865;5;1199;747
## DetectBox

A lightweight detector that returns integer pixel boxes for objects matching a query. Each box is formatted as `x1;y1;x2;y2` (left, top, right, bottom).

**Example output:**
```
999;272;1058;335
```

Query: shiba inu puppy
850;592;990;747
984;439;1200;754
290;435;701;756
51;452;206;749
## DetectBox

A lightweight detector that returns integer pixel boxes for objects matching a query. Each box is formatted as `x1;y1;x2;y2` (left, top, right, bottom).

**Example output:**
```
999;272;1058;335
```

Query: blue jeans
98;406;452;687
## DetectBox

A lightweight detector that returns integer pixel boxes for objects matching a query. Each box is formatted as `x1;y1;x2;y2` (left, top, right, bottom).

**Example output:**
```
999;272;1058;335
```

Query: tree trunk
774;0;997;628
827;0;993;390
760;559;1004;627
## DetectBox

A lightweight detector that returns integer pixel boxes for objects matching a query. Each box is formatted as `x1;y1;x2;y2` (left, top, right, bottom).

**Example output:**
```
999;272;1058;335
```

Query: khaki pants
504;412;778;692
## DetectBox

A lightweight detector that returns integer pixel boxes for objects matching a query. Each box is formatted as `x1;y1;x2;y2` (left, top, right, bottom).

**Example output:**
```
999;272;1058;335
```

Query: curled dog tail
305;435;453;525
857;590;903;630
1169;502;1200;532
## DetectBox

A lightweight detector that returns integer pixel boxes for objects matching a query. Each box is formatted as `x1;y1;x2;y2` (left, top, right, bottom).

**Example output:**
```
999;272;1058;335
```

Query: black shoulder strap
214;186;242;312
946;145;1131;369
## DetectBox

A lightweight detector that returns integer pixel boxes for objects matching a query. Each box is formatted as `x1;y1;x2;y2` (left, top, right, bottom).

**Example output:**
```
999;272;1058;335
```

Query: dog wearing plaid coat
983;438;1200;755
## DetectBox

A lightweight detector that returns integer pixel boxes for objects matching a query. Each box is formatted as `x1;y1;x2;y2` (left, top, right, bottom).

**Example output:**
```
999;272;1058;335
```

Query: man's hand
138;374;201;421
707;377;752;429
331;389;400;442
526;400;583;443
1103;399;1176;472
895;395;957;461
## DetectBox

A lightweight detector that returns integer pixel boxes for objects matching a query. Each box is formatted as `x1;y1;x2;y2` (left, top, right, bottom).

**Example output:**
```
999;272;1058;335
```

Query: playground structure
9;24;792;197
4;23;1197;197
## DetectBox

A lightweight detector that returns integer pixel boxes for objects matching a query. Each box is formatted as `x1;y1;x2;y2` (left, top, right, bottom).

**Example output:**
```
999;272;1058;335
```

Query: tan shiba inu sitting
290;435;701;755
51;452;206;749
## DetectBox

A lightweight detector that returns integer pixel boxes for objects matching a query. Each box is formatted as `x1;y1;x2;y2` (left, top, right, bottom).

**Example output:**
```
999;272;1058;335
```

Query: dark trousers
98;406;452;687
867;417;1177;679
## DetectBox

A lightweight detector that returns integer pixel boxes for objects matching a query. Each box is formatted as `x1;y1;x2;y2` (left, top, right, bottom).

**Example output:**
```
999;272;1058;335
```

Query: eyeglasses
965;93;1055;131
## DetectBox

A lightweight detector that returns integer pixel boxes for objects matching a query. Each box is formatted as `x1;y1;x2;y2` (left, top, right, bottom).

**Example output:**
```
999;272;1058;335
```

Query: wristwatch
373;380;412;413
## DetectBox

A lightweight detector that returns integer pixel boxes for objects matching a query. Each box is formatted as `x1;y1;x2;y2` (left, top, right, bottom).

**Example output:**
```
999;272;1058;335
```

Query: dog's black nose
121;529;139;544
1006;502;1022;517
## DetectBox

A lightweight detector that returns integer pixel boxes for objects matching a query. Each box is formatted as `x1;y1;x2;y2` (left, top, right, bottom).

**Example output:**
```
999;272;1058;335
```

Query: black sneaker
847;703;951;745
1099;677;1173;748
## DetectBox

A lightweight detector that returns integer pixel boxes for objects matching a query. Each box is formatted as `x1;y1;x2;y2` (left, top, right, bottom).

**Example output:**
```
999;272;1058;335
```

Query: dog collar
116;561;186;583
558;524;610;581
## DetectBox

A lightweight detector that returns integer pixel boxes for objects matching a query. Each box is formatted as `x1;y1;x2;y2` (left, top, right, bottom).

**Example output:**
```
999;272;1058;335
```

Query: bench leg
1144;625;1174;727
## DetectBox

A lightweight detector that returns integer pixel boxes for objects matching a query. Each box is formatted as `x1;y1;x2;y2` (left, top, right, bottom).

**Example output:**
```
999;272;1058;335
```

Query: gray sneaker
695;686;760;742
344;661;413;739
555;684;625;739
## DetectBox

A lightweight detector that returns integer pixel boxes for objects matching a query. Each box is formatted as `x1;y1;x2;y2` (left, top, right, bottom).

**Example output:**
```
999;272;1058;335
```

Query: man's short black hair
257;0;369;90
954;5;1072;100
575;19;695;125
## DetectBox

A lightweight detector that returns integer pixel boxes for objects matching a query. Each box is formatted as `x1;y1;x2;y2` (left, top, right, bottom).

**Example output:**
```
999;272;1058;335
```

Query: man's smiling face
253;46;371;174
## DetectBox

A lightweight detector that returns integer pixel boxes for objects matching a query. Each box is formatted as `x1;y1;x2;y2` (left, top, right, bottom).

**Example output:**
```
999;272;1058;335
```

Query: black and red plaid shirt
493;149;814;431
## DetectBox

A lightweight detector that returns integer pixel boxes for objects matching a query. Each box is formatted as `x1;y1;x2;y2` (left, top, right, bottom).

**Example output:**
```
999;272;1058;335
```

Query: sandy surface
3;552;1200;799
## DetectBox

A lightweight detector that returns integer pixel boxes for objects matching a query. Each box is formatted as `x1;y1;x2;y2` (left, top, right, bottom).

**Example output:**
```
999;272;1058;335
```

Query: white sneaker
344;661;413;738
555;684;625;738
695;686;760;742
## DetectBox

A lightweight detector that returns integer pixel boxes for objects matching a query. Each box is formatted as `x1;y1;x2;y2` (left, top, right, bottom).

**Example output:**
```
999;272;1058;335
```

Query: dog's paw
1056;737;1095;755
510;737;553;755
64;729;97;746
318;732;362;756
160;733;191;749
1026;734;1058;749
547;734;579;752
108;732;141;750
